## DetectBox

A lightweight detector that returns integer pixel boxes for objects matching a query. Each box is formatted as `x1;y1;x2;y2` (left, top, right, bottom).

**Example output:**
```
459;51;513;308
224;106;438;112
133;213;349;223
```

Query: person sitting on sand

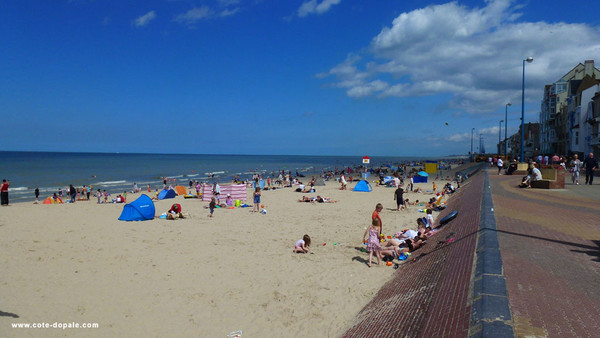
294;234;312;253
225;194;234;206
167;203;184;219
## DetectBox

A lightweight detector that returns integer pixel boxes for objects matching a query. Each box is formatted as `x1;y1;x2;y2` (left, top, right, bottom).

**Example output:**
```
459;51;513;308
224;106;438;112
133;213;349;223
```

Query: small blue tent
353;180;373;192
118;194;155;221
158;189;177;200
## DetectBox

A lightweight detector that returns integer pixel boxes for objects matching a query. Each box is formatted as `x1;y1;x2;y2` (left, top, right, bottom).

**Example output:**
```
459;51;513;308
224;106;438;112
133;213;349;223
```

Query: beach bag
234;199;241;207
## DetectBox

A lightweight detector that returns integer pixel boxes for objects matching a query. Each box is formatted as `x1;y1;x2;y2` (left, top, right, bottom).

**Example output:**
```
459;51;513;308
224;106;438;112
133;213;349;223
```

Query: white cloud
174;6;213;26
479;126;501;135
220;7;240;17
298;0;342;18
134;11;156;27
320;0;600;113
448;133;470;142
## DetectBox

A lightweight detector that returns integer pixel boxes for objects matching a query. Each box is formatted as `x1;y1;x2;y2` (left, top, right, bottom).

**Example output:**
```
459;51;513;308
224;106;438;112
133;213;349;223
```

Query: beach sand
0;168;462;337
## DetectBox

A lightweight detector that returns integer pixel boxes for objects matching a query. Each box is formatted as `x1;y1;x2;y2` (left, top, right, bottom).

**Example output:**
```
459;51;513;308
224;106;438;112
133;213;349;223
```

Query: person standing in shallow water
34;187;40;203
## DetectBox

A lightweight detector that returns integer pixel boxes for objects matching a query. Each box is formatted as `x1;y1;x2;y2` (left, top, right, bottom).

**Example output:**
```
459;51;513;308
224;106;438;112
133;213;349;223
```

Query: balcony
590;134;600;146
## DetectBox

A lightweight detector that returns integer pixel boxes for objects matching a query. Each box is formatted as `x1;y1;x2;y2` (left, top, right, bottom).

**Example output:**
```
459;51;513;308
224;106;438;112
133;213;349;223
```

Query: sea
0;151;458;203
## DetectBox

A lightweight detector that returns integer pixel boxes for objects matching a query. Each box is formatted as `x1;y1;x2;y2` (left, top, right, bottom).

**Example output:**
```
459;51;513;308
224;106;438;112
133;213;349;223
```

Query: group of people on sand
361;203;436;267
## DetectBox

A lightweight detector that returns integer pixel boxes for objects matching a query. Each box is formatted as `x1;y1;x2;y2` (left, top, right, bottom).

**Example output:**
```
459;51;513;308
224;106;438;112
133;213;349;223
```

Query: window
575;131;579;145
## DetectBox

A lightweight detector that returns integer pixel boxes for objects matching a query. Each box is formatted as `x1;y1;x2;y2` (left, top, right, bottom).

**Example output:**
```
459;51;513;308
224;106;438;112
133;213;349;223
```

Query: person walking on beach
583;153;597;185
1;179;10;206
570;154;582;185
394;186;404;211
34;187;40;203
208;197;216;217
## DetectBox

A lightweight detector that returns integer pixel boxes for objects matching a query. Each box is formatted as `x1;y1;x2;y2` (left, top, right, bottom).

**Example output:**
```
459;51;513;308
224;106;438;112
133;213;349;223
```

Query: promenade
489;169;600;337
344;167;600;337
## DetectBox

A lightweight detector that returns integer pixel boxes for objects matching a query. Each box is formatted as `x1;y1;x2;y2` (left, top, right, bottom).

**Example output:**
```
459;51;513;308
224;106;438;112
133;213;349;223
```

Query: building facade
540;60;600;156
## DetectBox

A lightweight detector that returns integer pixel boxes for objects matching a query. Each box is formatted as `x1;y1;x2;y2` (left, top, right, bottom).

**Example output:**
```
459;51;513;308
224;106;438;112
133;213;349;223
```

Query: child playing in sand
294;234;312;253
209;197;216;217
363;218;383;267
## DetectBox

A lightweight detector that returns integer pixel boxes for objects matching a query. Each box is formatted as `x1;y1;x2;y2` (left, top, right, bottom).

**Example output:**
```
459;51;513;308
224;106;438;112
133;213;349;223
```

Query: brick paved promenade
344;168;485;337
489;170;600;337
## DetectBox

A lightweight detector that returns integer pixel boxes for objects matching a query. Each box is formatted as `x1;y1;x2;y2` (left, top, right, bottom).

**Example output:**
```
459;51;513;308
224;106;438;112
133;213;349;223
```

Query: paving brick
489;173;600;338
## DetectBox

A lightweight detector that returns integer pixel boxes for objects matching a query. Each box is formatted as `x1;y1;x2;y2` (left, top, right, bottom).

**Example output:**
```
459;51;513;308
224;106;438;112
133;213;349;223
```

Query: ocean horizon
0;151;464;203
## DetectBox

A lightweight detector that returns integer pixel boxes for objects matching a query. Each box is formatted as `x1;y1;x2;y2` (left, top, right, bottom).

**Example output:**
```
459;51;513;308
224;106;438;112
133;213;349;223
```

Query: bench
530;168;566;189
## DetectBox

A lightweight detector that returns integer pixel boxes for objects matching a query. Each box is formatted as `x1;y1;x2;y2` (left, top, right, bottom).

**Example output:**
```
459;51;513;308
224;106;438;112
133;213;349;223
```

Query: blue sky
2;0;599;156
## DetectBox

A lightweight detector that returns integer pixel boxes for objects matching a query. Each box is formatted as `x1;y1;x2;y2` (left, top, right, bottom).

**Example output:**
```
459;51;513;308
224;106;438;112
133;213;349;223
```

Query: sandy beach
0;168;464;337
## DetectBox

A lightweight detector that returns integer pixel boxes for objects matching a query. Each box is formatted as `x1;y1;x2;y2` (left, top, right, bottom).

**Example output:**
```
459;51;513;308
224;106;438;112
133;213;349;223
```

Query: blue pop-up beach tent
414;171;429;183
118;194;155;221
158;189;176;200
353;180;373;192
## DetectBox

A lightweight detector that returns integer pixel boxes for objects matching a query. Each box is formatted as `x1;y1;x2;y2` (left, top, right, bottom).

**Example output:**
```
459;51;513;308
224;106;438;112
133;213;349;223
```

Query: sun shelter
353;180;373;192
118;194;155;221
202;184;247;202
425;161;438;174
313;178;326;186
158;188;177;200
414;171;429;183
174;185;187;195
43;196;63;204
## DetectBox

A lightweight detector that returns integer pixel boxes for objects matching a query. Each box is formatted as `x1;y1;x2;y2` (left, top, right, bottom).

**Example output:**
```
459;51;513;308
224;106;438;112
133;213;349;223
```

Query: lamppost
480;134;484;154
470;128;475;162
505;103;511;158
521;57;533;162
499;120;504;155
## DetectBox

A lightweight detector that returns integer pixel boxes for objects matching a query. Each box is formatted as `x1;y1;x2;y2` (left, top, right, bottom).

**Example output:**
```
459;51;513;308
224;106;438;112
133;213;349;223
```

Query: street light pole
499;120;504;155
505;103;511;158
521;57;533;162
471;128;475;162
480;134;484;154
